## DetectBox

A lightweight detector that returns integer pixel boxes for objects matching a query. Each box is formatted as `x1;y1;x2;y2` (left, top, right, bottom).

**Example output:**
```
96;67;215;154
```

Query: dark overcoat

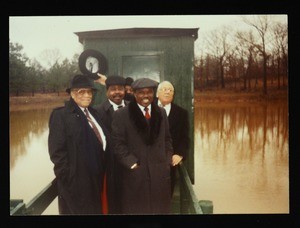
168;102;190;194
94;99;129;214
48;98;110;214
111;100;173;214
94;99;129;133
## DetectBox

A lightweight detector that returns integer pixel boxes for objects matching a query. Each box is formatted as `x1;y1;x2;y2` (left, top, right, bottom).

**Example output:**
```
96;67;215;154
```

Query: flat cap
105;75;126;89
131;78;158;90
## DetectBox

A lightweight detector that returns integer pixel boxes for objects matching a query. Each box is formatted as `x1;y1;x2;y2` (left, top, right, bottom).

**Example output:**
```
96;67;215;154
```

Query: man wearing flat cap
111;77;174;214
94;75;129;214
48;74;110;214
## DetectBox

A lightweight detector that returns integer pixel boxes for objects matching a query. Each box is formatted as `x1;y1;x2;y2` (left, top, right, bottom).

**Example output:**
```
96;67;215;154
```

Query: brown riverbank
9;88;288;111
9;92;69;111
194;88;288;107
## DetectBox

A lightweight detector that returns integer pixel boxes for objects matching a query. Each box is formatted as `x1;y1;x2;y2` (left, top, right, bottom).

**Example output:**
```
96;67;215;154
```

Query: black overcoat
167;102;190;194
94;99;129;214
48;98;110;214
111;100;173;214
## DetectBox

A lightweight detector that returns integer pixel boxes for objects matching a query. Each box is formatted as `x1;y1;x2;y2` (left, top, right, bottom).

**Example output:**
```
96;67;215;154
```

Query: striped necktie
84;108;103;145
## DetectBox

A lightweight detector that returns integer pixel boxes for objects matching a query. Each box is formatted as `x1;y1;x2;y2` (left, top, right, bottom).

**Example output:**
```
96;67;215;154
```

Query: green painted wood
10;179;58;215
77;28;197;181
178;163;203;214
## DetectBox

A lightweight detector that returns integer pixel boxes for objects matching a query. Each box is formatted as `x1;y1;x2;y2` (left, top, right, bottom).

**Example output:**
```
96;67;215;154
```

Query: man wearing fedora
111;78;174;214
48;74;110;215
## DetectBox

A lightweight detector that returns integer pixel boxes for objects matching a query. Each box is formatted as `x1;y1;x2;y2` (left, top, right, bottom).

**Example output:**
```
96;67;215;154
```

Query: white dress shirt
109;99;125;111
158;100;171;116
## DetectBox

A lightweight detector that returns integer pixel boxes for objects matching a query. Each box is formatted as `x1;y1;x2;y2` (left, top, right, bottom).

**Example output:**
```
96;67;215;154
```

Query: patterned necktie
84;108;103;145
144;107;151;120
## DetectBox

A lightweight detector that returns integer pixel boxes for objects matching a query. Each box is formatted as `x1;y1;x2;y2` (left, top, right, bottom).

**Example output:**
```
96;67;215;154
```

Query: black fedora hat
78;49;108;80
105;75;126;89
66;74;98;93
125;77;134;86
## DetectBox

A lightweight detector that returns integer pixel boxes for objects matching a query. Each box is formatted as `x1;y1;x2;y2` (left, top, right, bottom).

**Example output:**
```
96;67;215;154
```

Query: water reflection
194;102;289;214
9;108;57;214
9;102;289;215
10;109;51;170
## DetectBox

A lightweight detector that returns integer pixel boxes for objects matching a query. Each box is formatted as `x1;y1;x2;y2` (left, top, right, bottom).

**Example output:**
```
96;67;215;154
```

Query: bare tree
240;15;273;95
272;21;288;88
204;26;231;88
39;48;62;69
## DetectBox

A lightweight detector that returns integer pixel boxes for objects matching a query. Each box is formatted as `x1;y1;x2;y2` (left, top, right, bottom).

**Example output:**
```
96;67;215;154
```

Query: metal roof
75;27;199;43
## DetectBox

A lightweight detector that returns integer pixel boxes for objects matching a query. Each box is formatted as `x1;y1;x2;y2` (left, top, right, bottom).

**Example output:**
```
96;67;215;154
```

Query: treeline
194;15;288;95
10;16;288;97
9;42;81;96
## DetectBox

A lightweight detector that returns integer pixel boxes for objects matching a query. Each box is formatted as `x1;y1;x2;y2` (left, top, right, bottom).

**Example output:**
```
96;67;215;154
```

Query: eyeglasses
160;88;174;93
73;88;94;96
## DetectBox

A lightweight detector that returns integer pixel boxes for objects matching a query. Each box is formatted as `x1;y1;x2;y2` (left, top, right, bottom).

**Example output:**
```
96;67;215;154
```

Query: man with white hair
156;81;190;196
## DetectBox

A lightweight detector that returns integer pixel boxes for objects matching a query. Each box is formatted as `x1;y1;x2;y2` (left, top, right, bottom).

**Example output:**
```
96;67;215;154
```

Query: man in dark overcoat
48;74;110;215
111;78;174;214
156;81;190;195
94;75;129;214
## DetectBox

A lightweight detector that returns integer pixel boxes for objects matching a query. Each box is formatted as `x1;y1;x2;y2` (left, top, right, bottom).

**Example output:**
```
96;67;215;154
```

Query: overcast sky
9;15;287;68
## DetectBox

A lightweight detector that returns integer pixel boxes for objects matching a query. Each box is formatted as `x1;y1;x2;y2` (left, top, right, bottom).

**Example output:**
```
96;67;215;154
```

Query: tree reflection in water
194;102;289;214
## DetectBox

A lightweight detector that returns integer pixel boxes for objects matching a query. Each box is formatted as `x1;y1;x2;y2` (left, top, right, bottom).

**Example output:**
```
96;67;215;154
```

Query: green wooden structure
75;28;198;182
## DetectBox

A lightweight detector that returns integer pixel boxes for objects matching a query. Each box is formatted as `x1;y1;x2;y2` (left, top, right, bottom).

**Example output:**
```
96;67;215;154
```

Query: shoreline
9;89;288;111
9;93;69;112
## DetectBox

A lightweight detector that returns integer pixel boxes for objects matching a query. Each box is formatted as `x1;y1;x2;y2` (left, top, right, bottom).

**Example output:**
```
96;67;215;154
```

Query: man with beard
94;75;128;214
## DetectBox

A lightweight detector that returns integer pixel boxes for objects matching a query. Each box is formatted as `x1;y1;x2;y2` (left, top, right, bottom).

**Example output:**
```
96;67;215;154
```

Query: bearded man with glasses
48;74;110;215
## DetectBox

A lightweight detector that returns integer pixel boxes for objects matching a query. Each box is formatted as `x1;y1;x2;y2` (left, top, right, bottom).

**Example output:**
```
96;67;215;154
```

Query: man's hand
172;154;183;166
130;163;139;169
94;73;107;85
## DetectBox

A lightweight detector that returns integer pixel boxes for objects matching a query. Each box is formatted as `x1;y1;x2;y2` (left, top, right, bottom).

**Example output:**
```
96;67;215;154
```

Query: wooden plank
178;163;203;214
25;178;58;215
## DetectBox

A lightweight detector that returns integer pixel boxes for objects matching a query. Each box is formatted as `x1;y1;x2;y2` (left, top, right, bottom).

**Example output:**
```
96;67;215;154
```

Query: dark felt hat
78;49;108;80
131;78;158;90
66;74;98;93
125;77;134;86
105;75;126;89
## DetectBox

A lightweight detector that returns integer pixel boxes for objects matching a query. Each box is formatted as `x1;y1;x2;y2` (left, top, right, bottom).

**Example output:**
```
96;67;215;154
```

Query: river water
9;101;289;215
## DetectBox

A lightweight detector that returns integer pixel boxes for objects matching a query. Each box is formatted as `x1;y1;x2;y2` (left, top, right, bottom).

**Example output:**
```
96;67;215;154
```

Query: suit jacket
48;98;110;214
111;100;174;214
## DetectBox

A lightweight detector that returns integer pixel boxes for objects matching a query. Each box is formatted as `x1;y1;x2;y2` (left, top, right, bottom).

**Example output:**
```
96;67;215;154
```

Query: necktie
117;105;123;109
144;107;151;120
84;108;103;145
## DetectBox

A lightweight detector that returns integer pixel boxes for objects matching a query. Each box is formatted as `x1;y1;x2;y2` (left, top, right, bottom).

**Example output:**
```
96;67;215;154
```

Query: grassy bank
9;93;69;111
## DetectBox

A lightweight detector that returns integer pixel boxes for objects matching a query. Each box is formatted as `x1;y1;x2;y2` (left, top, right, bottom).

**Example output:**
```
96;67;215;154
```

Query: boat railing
177;162;213;214
10;178;57;215
10;163;213;215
